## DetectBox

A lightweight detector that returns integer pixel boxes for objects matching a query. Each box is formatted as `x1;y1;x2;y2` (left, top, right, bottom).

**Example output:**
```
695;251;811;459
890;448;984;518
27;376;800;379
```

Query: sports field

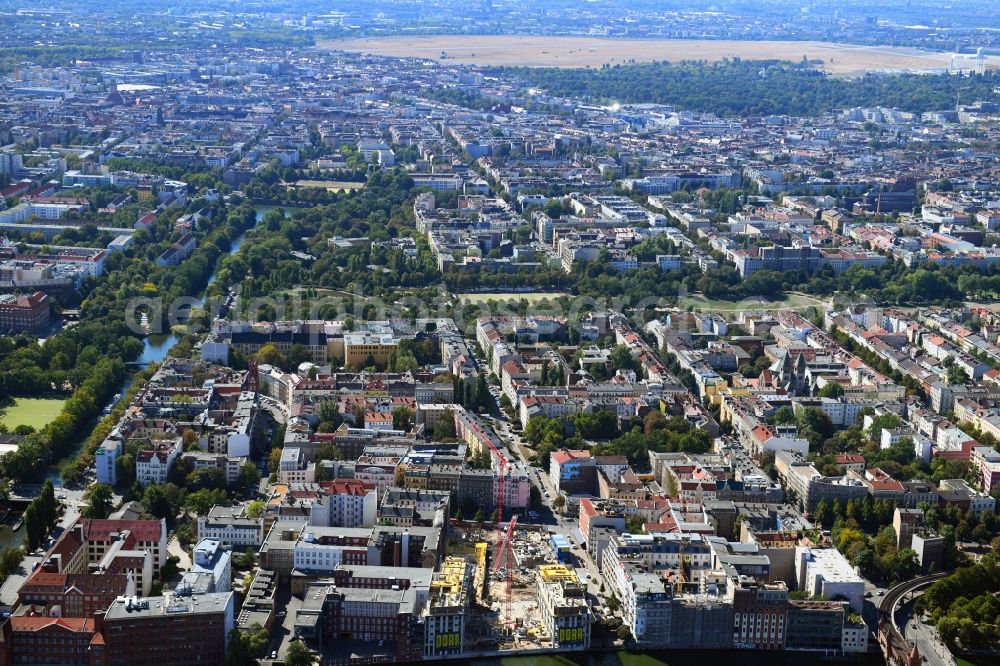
0;397;66;430
322;36;999;76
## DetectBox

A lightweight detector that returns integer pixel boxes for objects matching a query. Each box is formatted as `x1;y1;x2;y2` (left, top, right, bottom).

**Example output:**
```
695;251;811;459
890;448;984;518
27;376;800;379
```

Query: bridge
878;573;950;666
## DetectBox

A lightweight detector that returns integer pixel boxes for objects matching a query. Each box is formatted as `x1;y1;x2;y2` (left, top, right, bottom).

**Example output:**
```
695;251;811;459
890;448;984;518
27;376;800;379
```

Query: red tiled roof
82;518;163;543
9;616;96;633
551;449;591;465
322;479;377;496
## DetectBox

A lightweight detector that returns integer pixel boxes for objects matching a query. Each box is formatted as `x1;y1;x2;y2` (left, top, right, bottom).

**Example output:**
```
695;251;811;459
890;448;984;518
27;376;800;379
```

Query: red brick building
100;593;234;666
0;291;49;333
0;616;104;666
17;569;128;618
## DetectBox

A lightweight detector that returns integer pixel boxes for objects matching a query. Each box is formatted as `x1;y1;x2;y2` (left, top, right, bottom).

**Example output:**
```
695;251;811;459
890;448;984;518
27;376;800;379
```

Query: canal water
35;204;293;490
135;205;298;363
134;204;283;362
0;523;22;550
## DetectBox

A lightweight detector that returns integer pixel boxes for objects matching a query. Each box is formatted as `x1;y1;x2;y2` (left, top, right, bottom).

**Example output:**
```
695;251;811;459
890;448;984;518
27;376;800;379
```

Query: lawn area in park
284;180;365;192
0;397;67;430
457;292;569;305
680;291;828;314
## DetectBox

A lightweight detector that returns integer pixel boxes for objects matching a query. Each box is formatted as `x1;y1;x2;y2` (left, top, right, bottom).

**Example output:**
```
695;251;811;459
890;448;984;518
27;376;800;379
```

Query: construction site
446;420;593;652
449;523;591;651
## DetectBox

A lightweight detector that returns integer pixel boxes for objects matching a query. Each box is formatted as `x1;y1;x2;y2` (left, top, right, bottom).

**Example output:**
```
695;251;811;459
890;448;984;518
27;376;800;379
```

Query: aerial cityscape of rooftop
0;0;998;665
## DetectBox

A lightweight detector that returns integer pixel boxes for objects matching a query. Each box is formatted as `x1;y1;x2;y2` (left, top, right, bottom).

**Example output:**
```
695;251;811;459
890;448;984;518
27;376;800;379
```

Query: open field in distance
680;292;829;314
457;291;569;305
284;180;365;192
323;36;1000;76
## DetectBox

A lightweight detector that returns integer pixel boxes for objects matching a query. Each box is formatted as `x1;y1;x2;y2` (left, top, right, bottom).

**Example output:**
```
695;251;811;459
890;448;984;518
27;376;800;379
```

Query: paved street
167;534;192;570
486;412;606;610
901;600;956;666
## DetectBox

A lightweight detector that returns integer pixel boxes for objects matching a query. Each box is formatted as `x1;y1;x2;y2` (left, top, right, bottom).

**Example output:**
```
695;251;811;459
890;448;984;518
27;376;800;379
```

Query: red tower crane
491;515;518;631
477;420;517;631
247;358;259;393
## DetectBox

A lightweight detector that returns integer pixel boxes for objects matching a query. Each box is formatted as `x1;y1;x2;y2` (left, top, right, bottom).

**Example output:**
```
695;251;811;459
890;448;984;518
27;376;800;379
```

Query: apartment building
536;565;591;650
197;506;264;548
970;445;1000;493
135;439;181;487
795;547;864;612
310;479;378;528
422;557;474;658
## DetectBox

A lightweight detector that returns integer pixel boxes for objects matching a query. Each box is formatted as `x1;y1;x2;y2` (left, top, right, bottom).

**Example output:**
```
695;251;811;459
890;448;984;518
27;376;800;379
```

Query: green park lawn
680;291;828;314
0;397;67;430
458;292;569;305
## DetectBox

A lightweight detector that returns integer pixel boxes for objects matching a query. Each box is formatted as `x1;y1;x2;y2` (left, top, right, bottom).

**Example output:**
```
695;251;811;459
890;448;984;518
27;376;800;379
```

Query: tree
160;555;180;583
544;199;565;219
245;499;265;519
286;344;312;372
392;406;414;431
432;417;457;441
475;372;490;412
187;467;227;492
182;430;201;451
38;481;57;529
22;504;42;551
185;488;228;516
866;413;901;444
315;443;345;463
625;515;645;534
254;343;288;370
0;546;24;582
772;406;795;425
224;628;258;666
142;483;185;521
84;483;114;519
892;549;921;582
813;498;833;529
238;463;261;490
284;640;315;666
817;382;844;398
852;547;876;577
387;350;419;373
268;447;283;474
230;551;254;574
572;411;618;440
946;365;969;385
609;344;635;372
796;406;834;451
242;623;269;657
552;495;566;513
